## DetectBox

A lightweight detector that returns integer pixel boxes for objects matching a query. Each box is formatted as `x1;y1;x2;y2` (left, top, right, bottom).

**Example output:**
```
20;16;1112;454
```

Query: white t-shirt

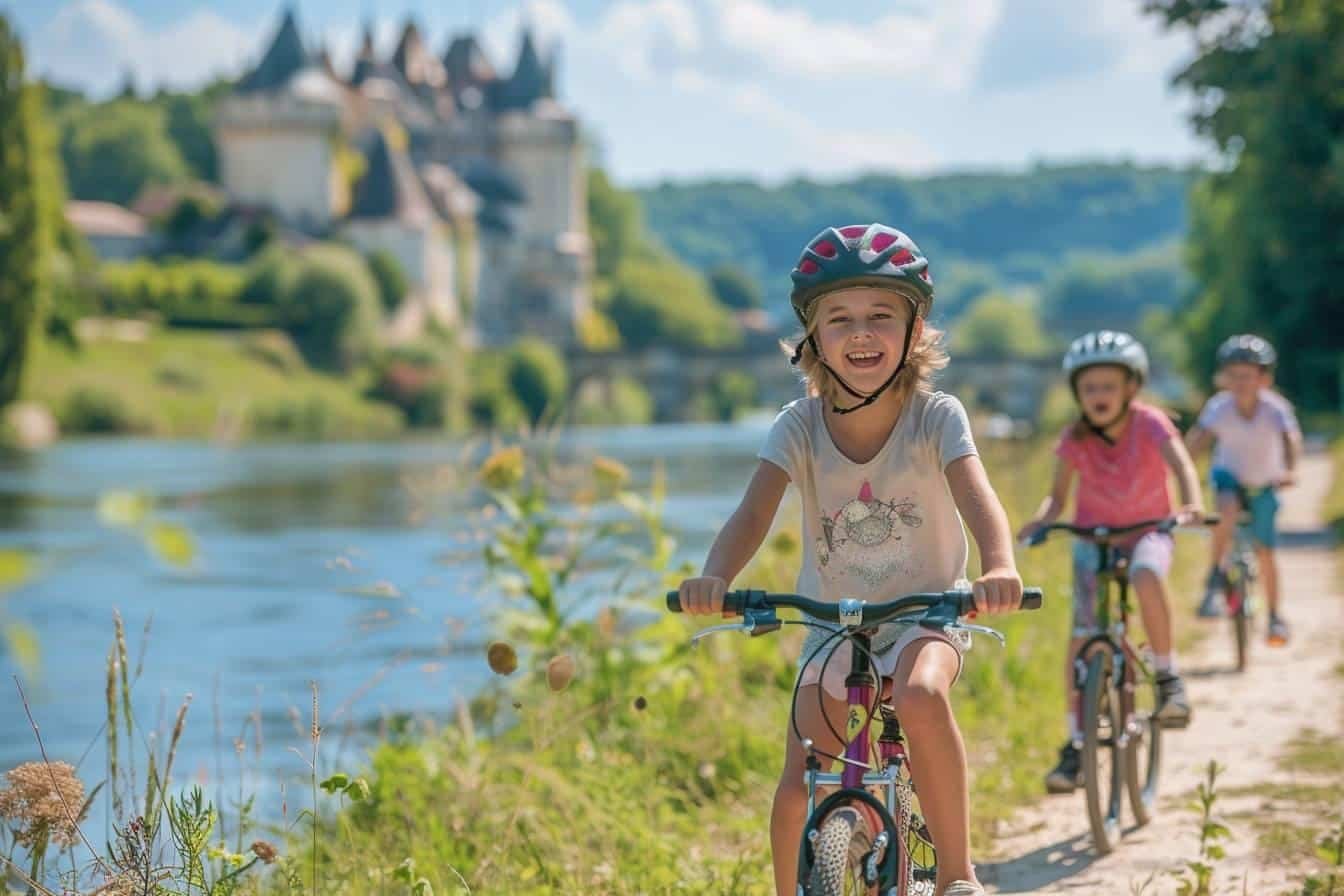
1197;389;1301;487
758;390;977;605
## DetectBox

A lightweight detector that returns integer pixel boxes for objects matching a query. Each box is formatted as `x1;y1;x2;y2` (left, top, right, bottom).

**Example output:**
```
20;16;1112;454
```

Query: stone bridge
566;346;1060;423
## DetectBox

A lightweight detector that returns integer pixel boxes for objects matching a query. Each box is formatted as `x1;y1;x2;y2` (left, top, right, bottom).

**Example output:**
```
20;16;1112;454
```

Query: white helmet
1062;330;1149;383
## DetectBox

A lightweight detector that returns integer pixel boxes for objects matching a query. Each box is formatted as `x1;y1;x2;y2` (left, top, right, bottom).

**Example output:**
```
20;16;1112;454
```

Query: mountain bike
1213;482;1283;667
1024;516;1200;855
667;586;1043;895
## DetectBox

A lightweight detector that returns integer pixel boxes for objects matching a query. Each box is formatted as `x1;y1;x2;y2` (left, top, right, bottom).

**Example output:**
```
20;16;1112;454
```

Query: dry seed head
0;761;87;848
486;641;518;676
250;840;279;864
546;654;576;691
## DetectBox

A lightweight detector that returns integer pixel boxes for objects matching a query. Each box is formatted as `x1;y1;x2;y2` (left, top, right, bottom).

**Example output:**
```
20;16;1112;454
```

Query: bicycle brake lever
689;622;748;647
946;622;1007;645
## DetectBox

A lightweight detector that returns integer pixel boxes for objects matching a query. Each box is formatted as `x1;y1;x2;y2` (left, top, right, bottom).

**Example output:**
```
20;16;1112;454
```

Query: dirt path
981;450;1342;895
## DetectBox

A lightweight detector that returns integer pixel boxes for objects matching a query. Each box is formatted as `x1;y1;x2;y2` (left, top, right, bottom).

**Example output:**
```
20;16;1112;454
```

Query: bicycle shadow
977;831;1099;892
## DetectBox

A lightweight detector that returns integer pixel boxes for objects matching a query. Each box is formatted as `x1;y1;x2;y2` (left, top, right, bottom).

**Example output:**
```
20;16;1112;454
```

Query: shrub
506;338;569;425
278;246;382;373
365;346;459;429
58;387;143;434
572;375;653;425
608;257;740;351
365;249;409;313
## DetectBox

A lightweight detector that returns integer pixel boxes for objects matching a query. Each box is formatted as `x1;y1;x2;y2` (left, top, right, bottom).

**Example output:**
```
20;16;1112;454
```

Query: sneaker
1155;673;1192;729
1267;614;1290;647
1045;742;1082;794
1198;569;1226;618
944;882;986;896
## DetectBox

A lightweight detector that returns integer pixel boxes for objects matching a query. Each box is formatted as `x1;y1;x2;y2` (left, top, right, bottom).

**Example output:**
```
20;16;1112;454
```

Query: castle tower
214;9;347;231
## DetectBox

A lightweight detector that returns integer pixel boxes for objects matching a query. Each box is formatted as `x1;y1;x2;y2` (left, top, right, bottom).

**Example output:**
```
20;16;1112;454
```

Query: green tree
365;249;409;313
61;100;189;204
952;293;1051;360
708;264;763;310
0;17;60;409
506;338;568;425
607;257;740;351
587;168;644;282
1145;0;1344;411
279;246;382;372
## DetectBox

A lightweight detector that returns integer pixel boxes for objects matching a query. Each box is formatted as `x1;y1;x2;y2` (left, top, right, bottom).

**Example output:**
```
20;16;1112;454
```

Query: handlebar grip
664;589;752;615
956;587;1043;615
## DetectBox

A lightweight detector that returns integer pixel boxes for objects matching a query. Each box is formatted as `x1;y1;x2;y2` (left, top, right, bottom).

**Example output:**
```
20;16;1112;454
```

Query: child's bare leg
771;684;846;896
1210;492;1240;570
1064;635;1084;733
891;638;971;893
1131;568;1173;659
1256;545;1280;614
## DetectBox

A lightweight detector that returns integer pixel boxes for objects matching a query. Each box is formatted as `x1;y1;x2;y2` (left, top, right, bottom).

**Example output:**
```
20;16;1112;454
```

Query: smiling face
812;287;920;391
1074;364;1138;427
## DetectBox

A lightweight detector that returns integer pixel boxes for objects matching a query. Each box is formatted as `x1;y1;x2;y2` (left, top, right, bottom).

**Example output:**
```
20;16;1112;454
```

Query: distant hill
636;163;1196;321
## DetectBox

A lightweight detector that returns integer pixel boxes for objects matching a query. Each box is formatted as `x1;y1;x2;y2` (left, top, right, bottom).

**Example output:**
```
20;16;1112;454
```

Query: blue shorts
1211;468;1279;547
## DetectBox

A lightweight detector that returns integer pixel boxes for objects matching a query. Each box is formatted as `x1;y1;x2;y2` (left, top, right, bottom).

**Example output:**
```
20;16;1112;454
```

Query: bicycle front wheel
1231;584;1250;672
1124;666;1162;827
1082;649;1125;855
806;806;875;895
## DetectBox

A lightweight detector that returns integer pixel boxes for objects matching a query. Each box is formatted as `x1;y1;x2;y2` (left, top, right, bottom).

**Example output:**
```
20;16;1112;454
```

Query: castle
213;9;590;346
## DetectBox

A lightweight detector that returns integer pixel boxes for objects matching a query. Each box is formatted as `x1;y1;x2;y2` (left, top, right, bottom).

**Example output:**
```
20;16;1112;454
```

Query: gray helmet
1216;334;1276;368
1062;330;1149;383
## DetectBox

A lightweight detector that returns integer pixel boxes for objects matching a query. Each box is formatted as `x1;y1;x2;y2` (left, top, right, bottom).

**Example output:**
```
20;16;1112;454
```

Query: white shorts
796;621;969;701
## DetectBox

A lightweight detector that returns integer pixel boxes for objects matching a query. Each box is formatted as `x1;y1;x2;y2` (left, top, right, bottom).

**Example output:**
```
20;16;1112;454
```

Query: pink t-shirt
1055;401;1178;528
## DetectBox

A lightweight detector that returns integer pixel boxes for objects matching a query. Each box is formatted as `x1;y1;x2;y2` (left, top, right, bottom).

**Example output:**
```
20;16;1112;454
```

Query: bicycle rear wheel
1123;667;1162;827
806;805;875;895
1082;649;1125;855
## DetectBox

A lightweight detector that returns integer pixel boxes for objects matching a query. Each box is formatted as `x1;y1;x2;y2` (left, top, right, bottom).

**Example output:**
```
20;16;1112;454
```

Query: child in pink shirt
1018;331;1203;795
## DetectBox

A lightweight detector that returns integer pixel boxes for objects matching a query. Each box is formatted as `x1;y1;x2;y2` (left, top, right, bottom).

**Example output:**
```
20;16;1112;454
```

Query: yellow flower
591;456;630;498
478;446;525;491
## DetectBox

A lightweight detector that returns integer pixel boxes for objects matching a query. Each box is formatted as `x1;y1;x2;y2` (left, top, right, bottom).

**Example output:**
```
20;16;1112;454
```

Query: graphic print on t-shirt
816;480;924;587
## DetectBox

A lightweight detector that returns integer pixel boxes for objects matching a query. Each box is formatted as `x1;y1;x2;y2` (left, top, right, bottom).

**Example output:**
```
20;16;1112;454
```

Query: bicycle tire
1123;669;1162;827
1082;649;1125;855
805;806;875;895
1231;585;1250;672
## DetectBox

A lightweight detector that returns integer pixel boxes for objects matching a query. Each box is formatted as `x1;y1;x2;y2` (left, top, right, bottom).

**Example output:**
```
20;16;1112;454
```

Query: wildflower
478;446;525;491
0;761;86;849
250;840;279;864
591;456;630;498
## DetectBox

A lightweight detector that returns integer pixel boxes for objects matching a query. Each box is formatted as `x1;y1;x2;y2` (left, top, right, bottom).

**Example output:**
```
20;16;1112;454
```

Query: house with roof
213;8;590;347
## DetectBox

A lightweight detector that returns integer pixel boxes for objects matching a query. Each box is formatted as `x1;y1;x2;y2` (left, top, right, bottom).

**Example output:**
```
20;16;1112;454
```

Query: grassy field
20;327;403;440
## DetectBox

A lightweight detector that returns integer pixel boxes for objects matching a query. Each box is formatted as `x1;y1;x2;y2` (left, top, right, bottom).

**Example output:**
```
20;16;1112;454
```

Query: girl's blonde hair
786;291;948;407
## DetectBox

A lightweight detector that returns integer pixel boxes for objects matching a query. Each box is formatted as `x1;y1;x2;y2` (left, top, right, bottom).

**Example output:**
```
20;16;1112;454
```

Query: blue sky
8;0;1207;185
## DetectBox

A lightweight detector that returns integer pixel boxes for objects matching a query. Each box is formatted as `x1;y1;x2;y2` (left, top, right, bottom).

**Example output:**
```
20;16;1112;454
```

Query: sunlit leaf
3;623;41;678
147;523;197;567
0;549;32;592
343;778;370;801
98;491;153;528
319;773;349;794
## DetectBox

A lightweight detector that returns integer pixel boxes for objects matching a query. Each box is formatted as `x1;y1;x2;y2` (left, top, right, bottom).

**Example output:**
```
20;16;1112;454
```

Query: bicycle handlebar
665;586;1043;623
1024;515;1218;547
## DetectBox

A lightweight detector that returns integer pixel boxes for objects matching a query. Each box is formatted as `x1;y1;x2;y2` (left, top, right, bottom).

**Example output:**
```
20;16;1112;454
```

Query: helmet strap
1081;398;1132;445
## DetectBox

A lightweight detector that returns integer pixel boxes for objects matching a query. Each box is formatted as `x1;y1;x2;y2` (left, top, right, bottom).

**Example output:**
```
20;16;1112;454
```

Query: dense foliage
1145;0;1344;411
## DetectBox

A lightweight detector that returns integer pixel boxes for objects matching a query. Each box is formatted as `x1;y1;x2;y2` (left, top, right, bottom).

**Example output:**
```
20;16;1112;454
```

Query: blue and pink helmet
789;223;934;326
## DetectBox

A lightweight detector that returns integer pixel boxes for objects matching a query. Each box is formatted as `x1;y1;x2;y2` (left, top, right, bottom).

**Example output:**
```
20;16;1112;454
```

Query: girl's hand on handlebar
1016;519;1046;543
1175;505;1205;526
677;576;729;616
973;566;1023;615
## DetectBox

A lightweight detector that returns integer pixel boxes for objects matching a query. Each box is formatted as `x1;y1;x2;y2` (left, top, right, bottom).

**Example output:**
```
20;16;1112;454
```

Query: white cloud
30;0;259;94
713;0;1001;91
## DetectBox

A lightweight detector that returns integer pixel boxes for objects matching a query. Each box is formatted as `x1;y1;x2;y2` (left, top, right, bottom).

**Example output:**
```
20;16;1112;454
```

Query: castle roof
348;129;435;225
392;21;448;89
457;159;526;204
442;35;497;89
236;9;309;93
491;29;554;111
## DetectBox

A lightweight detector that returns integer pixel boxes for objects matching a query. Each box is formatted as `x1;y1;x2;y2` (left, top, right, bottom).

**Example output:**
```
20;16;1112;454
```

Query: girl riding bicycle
1017;331;1204;795
677;223;1023;896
